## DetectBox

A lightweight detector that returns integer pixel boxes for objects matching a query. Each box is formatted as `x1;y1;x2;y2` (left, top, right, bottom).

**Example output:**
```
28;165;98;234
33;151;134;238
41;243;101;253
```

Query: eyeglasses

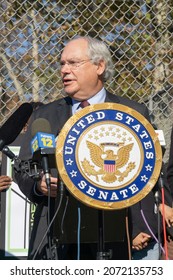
60;59;92;70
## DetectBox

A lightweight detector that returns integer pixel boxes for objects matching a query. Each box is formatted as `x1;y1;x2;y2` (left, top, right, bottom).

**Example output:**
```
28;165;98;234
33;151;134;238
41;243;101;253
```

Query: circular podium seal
56;103;162;210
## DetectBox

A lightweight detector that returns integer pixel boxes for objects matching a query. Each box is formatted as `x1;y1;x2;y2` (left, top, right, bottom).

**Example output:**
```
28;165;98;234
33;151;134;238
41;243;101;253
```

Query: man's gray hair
72;36;114;82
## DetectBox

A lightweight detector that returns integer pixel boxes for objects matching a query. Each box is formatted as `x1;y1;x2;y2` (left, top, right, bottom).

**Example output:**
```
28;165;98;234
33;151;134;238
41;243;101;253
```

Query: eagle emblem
81;141;135;183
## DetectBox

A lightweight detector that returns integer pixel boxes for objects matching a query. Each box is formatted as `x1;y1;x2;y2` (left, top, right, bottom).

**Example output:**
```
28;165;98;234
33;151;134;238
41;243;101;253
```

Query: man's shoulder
35;96;71;112
106;91;147;112
119;95;145;110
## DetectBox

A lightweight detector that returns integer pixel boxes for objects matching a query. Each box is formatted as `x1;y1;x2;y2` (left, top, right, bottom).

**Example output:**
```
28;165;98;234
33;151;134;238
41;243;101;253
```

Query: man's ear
96;59;106;76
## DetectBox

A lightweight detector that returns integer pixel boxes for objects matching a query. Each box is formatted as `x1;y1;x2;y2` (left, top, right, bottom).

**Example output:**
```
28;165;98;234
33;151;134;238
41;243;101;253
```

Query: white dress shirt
72;87;106;115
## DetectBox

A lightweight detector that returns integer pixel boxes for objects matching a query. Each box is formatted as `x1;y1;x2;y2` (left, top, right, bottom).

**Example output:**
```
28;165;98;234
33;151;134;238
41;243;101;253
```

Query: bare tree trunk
30;9;40;101
151;0;172;161
152;0;171;94
0;53;24;100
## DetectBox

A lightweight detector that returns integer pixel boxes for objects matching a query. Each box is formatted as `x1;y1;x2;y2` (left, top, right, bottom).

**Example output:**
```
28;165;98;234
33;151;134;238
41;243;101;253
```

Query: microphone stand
41;154;53;259
96;210;112;260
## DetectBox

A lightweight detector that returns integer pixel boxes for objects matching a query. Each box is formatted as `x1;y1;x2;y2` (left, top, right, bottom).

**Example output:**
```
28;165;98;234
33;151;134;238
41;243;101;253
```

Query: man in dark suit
14;36;157;260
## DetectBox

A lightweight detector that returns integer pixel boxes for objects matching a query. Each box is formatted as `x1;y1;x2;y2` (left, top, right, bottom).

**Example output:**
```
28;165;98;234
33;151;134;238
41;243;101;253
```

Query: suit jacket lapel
53;97;72;136
59;96;72;117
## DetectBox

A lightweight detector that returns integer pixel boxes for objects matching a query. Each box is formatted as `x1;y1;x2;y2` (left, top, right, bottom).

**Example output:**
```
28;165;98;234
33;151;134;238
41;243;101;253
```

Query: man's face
60;38;105;101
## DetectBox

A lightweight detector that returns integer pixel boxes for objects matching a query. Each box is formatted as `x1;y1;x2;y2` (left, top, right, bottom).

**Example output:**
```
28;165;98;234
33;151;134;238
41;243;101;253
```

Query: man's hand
132;232;151;250
0;175;12;191
37;174;58;197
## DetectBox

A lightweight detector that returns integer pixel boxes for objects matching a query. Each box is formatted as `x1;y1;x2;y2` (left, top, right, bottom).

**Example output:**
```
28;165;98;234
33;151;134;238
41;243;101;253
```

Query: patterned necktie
79;100;90;108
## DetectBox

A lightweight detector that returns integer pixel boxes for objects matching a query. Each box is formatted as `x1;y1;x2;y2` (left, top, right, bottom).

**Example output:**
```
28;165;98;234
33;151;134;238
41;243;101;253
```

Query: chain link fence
0;0;173;162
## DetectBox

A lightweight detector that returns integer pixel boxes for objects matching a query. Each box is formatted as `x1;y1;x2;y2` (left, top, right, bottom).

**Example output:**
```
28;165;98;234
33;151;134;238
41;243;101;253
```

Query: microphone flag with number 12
30;118;56;170
31;131;56;154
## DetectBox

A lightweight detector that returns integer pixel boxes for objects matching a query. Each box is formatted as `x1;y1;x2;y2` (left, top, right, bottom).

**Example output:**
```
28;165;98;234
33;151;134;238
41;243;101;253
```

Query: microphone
31;118;56;187
2;145;17;160
0;103;33;151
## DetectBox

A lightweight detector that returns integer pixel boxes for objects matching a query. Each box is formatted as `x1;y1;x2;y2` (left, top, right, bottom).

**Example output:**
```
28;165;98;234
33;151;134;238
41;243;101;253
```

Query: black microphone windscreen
0;103;33;146
31;118;52;137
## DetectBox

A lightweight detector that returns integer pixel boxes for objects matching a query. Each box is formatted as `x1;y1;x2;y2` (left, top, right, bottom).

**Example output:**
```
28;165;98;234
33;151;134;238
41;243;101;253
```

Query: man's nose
60;63;71;72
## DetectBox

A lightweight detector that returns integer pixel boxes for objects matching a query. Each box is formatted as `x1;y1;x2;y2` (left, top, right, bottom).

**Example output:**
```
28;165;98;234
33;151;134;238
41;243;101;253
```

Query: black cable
47;184;52;260
60;195;69;235
32;181;64;260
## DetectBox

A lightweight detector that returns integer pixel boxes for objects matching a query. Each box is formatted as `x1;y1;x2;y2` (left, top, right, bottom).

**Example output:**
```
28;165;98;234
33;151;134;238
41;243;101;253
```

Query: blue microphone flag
31;132;56;154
